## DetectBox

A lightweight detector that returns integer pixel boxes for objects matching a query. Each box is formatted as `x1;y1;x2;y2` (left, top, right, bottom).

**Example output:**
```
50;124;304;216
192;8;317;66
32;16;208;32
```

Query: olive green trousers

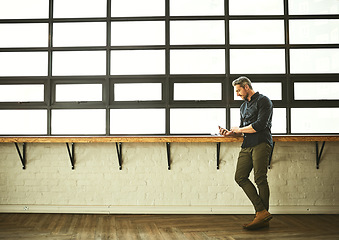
235;142;272;212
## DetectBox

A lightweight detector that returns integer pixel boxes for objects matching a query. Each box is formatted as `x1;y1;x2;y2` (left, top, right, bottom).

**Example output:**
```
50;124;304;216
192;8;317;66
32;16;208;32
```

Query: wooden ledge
0;135;338;143
272;135;339;142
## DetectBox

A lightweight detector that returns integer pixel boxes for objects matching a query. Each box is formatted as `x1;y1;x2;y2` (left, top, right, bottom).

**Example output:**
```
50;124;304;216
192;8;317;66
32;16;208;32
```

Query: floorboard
0;213;338;240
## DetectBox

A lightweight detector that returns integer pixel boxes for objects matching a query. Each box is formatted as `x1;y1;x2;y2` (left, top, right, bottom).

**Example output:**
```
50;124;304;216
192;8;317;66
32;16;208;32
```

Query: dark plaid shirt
240;92;273;148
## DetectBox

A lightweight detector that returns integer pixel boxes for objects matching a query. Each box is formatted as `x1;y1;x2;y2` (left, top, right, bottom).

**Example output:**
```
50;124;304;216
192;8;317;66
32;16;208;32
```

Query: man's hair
232;76;253;90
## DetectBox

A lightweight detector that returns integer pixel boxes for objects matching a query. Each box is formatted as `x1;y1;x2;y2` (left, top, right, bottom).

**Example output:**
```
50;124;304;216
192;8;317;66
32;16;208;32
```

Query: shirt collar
246;92;259;102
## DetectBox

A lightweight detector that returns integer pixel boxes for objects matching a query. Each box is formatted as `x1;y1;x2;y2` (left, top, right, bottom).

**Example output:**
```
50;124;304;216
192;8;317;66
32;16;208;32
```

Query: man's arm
218;126;243;136
251;96;273;132
231;125;256;134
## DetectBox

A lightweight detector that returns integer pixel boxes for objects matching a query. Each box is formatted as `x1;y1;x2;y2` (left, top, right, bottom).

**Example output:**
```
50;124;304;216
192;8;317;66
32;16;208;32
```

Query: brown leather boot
245;221;270;230
243;210;272;230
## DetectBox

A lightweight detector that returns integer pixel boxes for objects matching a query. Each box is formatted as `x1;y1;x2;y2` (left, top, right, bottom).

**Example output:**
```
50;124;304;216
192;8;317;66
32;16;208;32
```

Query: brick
0;142;338;209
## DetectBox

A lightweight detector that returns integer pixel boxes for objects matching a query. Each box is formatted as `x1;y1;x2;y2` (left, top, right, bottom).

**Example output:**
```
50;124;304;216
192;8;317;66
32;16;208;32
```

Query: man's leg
252;142;272;211
235;143;273;230
235;147;266;213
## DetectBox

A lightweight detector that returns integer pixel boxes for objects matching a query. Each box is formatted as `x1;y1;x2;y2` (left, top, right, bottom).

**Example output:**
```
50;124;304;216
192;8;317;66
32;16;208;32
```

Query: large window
0;0;338;135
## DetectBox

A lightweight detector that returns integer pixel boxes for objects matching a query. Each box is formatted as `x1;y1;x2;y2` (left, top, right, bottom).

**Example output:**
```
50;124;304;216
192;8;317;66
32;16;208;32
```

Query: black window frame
0;0;338;136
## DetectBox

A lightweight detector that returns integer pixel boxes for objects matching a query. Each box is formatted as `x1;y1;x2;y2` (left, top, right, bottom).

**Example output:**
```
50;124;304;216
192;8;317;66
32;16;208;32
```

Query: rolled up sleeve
251;96;273;132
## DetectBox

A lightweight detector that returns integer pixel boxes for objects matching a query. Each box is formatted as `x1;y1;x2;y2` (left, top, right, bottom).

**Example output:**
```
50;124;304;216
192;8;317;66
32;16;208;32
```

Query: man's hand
230;126;241;133
218;126;234;136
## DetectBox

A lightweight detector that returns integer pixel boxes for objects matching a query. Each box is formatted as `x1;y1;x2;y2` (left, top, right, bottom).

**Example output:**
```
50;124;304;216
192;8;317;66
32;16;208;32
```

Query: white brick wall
0;141;338;214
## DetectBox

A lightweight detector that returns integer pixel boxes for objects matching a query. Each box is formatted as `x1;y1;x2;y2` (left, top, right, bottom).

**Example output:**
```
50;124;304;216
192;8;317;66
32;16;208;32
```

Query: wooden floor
0;214;338;240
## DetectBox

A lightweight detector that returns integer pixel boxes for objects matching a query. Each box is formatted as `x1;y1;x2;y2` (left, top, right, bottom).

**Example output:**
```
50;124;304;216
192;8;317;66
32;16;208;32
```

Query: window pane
231;108;286;134
111;50;165;75
289;0;339;15
230;108;240;129
0;23;48;47
170;50;225;74
289;20;339;44
53;22;106;47
170;108;226;134
111;21;165;46
290;49;339;74
170;20;225;45
294;82;339;100
230;108;239;128
114;83;162;101
272;108;286;134
52;109;106;134
110;109;165;134
229;0;283;15
230;49;285;74
0;110;47;135
170;0;224;16
0;52;48;76
111;0;165;17
291;108;339;133
56;84;102;102
233;82;282;100
54;0;106;18
0;0;49;19
0;85;44;102
254;83;282;100
229;20;284;44
174;83;222;101
52;51;106;76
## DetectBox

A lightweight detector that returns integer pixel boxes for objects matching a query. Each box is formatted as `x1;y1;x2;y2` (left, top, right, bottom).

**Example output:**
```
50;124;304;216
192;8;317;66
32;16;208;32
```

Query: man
219;76;273;230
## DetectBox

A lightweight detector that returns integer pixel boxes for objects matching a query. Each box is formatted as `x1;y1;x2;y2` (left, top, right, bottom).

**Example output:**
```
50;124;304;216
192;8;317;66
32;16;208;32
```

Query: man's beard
242;92;249;100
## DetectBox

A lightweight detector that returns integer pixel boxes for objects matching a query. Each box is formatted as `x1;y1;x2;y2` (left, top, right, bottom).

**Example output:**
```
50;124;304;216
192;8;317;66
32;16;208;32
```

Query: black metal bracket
14;143;26;170
216;142;221;170
315;141;326;169
116;142;122;170
66;143;75;170
268;142;275;169
166;142;171;170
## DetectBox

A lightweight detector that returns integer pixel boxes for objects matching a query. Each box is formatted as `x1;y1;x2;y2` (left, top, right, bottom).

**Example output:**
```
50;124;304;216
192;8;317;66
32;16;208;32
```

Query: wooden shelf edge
0;135;338;143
